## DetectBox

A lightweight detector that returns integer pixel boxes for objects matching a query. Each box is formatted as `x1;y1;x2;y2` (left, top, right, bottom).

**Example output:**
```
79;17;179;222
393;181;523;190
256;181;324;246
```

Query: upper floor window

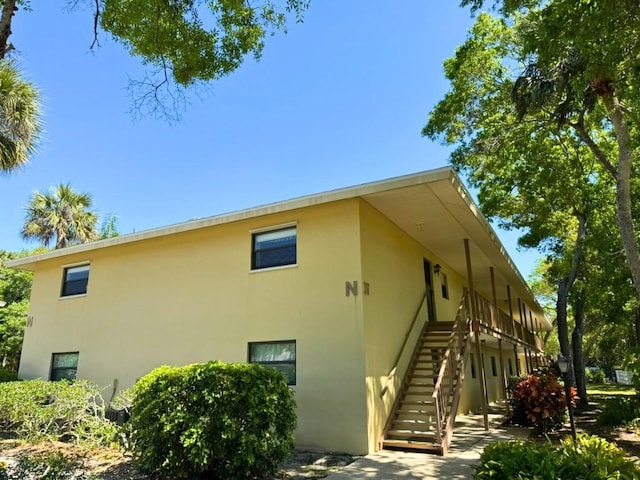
61;264;90;297
249;340;296;385
50;352;79;381
441;273;449;299
252;226;297;270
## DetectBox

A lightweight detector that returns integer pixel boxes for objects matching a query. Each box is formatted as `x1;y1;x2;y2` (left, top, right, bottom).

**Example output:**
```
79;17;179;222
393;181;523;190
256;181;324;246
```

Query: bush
510;368;574;433
131;361;296;480
0;368;18;383
0;379;117;445
585;368;606;384
474;434;640;479
598;395;640;426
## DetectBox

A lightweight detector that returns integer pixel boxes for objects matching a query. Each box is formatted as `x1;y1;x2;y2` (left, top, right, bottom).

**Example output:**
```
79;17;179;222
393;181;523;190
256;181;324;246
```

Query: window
50;352;79;381
470;354;477;378
249;340;296;385
508;358;513;376
441;273;449;299
491;356;497;376
252;227;297;270
61;265;90;296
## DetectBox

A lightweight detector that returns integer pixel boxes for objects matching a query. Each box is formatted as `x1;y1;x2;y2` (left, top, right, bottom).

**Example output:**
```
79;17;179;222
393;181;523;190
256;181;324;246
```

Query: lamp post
557;356;577;441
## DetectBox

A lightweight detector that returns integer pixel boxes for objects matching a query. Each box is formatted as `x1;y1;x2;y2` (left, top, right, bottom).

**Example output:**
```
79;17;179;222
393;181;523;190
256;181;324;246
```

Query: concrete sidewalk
325;410;529;479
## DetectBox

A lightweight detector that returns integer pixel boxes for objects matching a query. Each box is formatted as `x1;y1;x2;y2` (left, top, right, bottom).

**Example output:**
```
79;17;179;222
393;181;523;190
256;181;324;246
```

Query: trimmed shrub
0;379;117;445
510;369;573;433
131;361;296;480
598;395;640;426
0;368;18;383
474;434;640;479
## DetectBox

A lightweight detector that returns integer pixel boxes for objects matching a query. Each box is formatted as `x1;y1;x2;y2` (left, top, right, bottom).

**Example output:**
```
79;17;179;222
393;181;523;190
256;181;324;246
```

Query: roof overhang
5;167;550;329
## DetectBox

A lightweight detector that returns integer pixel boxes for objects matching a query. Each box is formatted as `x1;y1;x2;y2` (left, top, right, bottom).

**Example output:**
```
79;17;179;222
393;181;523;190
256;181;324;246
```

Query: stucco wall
19;199;370;454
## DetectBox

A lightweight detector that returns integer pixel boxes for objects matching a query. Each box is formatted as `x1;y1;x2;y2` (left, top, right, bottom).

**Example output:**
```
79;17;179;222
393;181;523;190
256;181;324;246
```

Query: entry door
423;259;436;322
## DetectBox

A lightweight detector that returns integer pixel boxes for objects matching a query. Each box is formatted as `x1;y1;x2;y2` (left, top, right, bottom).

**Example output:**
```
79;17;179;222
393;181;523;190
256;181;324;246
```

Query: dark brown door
423;259;436;322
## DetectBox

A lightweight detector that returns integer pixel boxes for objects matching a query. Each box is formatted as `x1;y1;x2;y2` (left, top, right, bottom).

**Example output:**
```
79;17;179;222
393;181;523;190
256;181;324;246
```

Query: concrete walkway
325;409;529;479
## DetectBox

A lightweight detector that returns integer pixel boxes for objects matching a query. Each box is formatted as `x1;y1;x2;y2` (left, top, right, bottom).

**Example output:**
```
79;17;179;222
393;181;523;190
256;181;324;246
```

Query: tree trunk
0;0;16;59
556;277;575;385
602;92;640;304
555;212;587;388
572;290;588;408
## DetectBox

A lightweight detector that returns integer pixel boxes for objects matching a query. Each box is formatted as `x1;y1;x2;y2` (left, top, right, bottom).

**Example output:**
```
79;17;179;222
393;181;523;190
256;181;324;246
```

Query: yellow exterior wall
19;199;370;454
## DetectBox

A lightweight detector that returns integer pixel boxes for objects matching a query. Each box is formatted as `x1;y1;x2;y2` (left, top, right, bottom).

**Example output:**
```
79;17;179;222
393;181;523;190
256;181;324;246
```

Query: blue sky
1;1;539;277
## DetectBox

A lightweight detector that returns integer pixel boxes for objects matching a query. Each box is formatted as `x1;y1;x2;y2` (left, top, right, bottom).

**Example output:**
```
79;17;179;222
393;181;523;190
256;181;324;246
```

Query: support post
465;239;489;430
498;337;510;416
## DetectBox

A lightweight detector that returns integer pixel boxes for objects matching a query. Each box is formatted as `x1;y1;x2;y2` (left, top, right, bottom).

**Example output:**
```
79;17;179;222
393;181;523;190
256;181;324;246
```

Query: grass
586;383;636;396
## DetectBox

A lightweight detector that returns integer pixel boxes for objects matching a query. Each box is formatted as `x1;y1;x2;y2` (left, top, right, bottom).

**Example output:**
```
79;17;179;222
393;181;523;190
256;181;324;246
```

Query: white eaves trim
5;167;453;270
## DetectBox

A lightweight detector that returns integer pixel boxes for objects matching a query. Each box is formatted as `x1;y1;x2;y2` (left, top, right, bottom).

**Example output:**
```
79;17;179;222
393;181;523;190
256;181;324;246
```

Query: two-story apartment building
7;167;549;455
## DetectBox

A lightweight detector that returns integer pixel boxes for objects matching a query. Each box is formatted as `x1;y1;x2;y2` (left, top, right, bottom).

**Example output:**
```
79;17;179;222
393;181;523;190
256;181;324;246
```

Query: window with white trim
50;352;79;381
61;265;90;296
248;340;296;385
252;227;297;270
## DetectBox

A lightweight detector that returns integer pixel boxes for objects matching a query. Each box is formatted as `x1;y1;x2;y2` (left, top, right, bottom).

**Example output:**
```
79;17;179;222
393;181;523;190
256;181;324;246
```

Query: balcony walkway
326;404;530;480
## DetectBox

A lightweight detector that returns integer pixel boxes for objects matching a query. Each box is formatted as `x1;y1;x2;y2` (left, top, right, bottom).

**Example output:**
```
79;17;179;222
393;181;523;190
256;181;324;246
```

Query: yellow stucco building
7;168;549;455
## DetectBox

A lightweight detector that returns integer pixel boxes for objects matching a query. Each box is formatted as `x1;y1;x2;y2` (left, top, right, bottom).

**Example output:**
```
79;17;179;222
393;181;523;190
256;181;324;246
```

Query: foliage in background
0;250;35;371
509;368;572;433
0;380;117;445
131;361;296;480
21;184;98;250
0;368;17;382
598;395;640;427
623;346;640;393
474;434;640;479
585;368;606;385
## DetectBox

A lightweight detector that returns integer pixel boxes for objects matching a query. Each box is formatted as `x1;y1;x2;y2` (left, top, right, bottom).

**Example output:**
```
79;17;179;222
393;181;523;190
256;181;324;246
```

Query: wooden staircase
381;321;456;453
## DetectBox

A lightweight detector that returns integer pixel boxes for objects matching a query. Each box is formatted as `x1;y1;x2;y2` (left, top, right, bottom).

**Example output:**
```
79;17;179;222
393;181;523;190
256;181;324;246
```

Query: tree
0;249;34;370
0;59;41;172
21;184;98;249
423;12;603;396
99;214;119;239
456;0;640;306
1;1;309;118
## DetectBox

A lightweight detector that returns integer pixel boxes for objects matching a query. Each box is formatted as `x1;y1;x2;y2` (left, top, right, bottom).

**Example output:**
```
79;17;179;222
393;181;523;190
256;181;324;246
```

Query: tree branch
569;114;617;178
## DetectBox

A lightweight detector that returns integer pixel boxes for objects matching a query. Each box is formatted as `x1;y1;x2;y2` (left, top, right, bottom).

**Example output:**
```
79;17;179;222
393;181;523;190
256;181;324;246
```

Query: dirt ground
530;394;640;463
0;440;356;479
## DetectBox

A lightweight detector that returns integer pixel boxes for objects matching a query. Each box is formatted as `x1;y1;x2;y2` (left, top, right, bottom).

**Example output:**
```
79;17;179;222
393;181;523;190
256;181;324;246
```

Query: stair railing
431;289;472;454
380;291;428;398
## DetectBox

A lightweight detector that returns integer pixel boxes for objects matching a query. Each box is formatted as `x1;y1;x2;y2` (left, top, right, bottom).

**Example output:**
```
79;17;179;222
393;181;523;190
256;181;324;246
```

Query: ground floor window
508;358;513;376
50;352;79;381
248;340;296;385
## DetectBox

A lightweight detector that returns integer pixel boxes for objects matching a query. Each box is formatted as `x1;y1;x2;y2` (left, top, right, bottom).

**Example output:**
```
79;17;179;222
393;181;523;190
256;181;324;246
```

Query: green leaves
131;360;296;479
97;0;309;117
474;434;640;479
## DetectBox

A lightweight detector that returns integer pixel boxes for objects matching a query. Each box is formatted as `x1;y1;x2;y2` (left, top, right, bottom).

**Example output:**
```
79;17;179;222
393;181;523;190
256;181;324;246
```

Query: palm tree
22;184;98;249
0;60;41;172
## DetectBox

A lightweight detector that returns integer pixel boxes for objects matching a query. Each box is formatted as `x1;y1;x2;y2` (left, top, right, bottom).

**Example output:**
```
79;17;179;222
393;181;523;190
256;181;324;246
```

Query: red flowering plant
509;366;578;433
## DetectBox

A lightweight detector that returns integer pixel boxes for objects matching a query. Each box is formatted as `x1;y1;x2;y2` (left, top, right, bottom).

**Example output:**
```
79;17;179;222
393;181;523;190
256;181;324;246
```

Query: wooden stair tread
381;439;442;453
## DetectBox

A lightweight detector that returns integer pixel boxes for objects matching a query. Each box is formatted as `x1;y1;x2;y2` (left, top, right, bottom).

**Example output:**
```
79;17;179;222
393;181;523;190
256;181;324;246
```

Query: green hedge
131;361;296;480
474;434;640;479
0;379;117;445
